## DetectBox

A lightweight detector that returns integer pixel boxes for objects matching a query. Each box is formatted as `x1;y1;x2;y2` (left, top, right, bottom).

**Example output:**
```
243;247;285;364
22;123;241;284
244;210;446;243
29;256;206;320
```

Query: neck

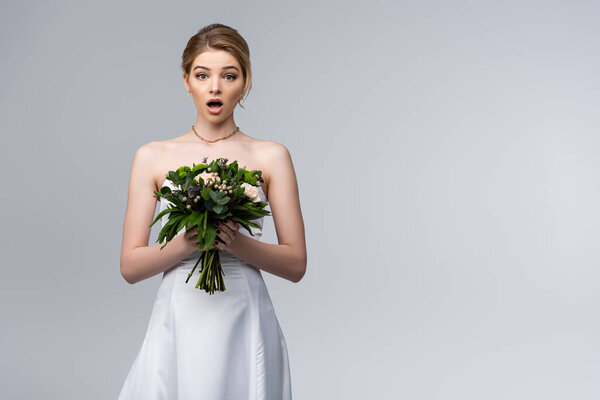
192;117;239;142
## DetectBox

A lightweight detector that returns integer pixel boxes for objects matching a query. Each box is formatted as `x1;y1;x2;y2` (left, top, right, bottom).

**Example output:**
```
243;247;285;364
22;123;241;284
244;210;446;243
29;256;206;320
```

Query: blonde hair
181;23;252;109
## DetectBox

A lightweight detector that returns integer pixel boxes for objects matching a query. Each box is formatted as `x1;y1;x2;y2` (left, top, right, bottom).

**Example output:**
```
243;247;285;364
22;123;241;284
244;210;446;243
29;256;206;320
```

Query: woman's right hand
182;225;219;253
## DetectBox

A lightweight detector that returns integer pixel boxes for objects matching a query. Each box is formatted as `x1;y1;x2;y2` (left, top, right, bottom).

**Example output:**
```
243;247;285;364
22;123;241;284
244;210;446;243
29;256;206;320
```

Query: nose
209;77;221;94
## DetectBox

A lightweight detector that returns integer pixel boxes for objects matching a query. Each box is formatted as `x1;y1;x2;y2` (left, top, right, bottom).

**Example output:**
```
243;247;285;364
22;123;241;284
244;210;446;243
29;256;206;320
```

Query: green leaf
228;217;255;236
176;215;190;234
196;212;206;239
149;207;181;228
204;224;216;251
162;214;182;234
184;173;197;190
203;199;213;212
153;185;172;198
192;163;208;172
229;215;261;228
216;195;230;205
208;190;230;205
188;211;203;226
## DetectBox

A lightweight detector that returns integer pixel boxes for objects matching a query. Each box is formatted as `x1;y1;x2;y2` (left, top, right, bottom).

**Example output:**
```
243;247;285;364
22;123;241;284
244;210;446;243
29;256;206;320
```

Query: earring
187;91;191;98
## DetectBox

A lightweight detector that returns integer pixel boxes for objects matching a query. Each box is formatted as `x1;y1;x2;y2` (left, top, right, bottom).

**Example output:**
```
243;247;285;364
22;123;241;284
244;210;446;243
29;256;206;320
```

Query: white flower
196;171;219;185
240;182;260;202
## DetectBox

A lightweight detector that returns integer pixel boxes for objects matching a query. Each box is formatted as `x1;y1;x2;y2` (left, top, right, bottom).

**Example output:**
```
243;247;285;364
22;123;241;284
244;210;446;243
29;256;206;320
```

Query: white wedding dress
118;180;292;399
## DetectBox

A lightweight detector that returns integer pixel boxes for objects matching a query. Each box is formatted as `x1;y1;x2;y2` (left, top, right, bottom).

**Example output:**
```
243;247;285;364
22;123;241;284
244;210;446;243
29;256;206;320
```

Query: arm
119;143;196;284
227;143;307;283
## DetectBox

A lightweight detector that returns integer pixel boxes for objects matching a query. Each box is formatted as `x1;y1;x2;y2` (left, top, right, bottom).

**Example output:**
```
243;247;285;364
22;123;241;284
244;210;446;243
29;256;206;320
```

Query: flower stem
186;251;205;283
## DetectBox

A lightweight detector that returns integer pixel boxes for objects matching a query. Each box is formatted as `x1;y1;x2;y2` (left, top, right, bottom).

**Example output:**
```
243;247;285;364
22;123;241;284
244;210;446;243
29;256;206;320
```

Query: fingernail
216;229;220;233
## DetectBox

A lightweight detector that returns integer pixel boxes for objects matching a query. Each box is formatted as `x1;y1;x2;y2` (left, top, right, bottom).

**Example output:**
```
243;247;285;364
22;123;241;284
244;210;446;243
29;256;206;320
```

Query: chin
204;114;230;122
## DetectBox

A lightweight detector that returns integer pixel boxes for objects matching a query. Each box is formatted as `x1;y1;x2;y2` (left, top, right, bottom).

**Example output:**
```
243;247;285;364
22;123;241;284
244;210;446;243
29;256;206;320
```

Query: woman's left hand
212;219;240;250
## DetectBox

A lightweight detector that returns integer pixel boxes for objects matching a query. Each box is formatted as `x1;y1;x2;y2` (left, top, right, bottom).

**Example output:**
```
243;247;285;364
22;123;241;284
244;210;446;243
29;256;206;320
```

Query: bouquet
149;157;271;294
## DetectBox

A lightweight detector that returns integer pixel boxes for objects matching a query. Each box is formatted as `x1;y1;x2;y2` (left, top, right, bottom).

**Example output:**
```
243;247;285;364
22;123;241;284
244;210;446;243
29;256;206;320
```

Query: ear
183;73;190;92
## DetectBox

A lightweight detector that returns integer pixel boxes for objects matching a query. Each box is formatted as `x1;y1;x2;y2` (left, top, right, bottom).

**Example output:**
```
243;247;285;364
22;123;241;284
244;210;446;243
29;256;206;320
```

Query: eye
224;74;237;81
195;73;207;79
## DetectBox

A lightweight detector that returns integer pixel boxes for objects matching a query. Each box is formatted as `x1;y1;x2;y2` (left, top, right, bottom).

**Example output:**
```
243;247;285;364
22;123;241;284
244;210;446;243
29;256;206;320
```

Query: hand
212;219;240;250
182;225;219;252
182;220;240;253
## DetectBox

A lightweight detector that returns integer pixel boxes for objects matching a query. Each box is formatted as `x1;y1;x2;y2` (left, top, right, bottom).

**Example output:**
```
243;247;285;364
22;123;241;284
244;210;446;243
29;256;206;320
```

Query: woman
118;23;306;399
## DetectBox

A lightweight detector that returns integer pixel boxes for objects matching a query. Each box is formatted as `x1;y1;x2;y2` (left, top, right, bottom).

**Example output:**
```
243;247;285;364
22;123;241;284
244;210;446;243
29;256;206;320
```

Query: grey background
1;0;599;399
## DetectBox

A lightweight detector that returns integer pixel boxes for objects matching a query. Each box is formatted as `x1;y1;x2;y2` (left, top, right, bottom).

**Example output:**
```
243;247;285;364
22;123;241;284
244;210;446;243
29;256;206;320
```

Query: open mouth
206;100;224;114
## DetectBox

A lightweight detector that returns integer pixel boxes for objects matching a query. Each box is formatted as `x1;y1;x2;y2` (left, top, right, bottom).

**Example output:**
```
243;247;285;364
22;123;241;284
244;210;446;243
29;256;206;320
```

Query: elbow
121;265;135;285
291;254;307;283
120;257;137;285
292;268;305;283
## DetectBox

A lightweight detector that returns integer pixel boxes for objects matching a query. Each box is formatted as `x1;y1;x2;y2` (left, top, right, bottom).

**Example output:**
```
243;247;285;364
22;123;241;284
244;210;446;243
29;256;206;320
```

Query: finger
216;235;228;247
209;236;219;248
227;220;240;231
222;220;239;232
223;223;239;239
212;220;223;231
215;227;232;243
216;223;231;235
216;219;234;231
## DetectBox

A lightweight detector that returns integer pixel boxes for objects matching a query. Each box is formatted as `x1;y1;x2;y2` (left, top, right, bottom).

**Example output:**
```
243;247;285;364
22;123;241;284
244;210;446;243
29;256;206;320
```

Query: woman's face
184;49;245;123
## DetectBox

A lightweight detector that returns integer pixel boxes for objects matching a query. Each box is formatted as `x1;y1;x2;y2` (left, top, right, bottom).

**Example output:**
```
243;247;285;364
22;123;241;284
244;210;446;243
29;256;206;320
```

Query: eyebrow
193;65;240;72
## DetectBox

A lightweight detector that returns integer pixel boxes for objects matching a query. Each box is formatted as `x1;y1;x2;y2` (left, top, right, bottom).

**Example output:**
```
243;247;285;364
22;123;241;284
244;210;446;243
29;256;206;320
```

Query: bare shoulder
131;140;169;189
133;140;163;160
254;139;292;166
251;140;293;186
133;141;166;165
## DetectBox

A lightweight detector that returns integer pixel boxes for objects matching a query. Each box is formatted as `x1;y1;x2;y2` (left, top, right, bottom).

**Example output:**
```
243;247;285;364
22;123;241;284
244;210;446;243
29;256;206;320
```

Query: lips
206;98;224;114
207;98;223;107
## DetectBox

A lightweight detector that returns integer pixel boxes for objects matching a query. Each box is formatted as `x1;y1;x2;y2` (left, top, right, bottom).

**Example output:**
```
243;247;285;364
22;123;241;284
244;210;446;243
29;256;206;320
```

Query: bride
118;23;306;399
